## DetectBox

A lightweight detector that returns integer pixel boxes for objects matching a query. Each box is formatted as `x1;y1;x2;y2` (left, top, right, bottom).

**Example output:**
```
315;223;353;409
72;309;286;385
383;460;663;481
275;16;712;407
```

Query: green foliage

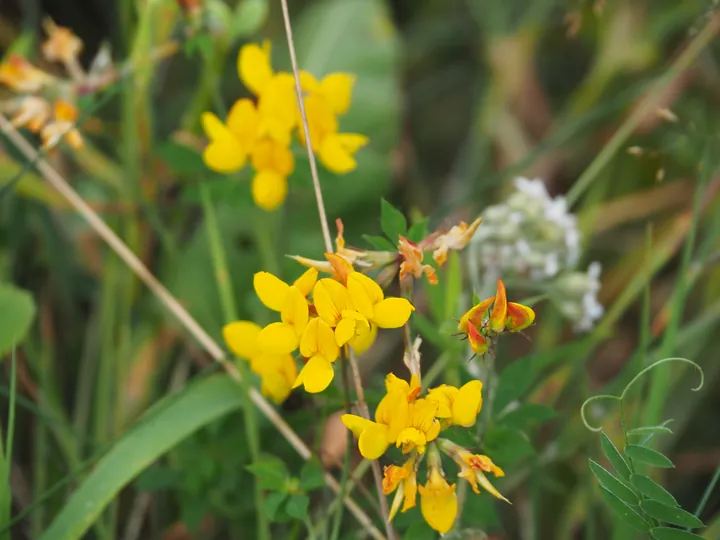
625;445;675;469
650;528;705;540
0;283;35;356
640;501;704;529
600;433;632;481
588;460;639;506
598;486;650;532
630;474;679;508
380;198;407;242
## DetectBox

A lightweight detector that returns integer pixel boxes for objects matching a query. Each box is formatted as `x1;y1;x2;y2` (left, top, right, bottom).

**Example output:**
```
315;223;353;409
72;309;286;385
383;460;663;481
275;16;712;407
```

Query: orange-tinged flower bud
489;279;508;333
467;322;488;355
507;301;536;331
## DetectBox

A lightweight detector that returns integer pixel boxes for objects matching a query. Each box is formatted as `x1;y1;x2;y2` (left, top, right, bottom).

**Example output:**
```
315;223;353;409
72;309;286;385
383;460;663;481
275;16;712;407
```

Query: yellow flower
237;42;297;145
312;278;371;347
395;398;441;454
383;456;418;520
341;373;418;459
41;100;83;150
438;438;509;503
222;321;297;403
250;138;294;210
419;445;458;534
42;19;83;65
293;317;340;393
11;96;51;132
252;269;317;354
0;54;51;93
300;71;356;116
398;236;437;285
201;99;260;172
424;217;482;266
346;272;414;329
300;94;368;174
251;171;288;211
426;380;483;428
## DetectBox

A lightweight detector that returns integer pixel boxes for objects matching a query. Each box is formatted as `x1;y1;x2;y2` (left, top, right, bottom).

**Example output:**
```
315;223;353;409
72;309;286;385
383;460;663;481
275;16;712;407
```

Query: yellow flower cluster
0;20;85;150
202;42;368;211
222;260;413;403
342;373;506;534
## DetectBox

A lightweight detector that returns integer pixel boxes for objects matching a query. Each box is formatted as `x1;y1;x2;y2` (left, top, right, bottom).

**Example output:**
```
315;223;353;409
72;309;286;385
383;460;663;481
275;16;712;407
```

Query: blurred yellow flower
0;54;51;93
11;96;51;132
222;320;297;404
300;94;368;174
42;19;83;66
41;100;83;150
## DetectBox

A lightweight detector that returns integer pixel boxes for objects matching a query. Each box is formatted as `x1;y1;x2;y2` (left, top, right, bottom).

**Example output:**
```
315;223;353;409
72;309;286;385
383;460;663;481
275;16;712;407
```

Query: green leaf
230;0;269;40
498;404;556;431
628;426;673;437
651;527;704;540
380;198;407;242
640;500;704;528
40;375;245;540
264;492;287;522
299;458;325;491
285;493;309;520
589;460;639;506
601;433;632;481
483;427;534;467
494;358;536;414
0;283;36;356
362;234;396;252
598;487;650;532
246;455;290;491
407;218;429;243
625;445;675;468
156;142;207;175
630;474;679;507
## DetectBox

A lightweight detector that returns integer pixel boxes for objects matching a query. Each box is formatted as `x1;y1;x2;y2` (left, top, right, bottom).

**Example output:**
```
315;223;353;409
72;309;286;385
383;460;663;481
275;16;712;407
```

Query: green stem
199;182;270;540
329;355;353;540
692;464;720;528
254;210;281;277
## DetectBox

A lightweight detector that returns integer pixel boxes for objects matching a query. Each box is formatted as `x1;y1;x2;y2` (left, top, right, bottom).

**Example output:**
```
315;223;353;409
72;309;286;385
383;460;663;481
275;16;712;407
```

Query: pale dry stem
0;113;384;540
278;0;333;253
278;0;394;535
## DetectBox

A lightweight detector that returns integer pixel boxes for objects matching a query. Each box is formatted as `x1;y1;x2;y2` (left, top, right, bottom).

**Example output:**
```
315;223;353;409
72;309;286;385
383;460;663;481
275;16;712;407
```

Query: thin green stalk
566;15;720;206
199;182;270;540
329;356;353;540
254;210;282;277
643;146;710;427
692;464;720;526
32;337;52;536
0;347;17;540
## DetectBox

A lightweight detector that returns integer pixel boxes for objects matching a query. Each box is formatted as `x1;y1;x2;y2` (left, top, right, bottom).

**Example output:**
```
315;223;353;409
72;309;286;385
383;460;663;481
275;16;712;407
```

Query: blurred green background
1;0;720;538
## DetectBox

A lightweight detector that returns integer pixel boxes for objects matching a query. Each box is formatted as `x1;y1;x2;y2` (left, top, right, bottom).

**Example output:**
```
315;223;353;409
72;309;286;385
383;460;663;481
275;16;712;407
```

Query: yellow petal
293;268;318;297
341;414;374;438
299;70;320;93
222;321;262;359
507;302;536;332
335;317;355;347
489;279;508;333
257;322;298;354
258;73;298;138
281;286;309;337
372;298;414;328
299;317;320;358
251;171;288;211
396;427;427;454
254;271;289;312
419;481;458;534
319;73;355;115
238;43;273;95
252;353;297;404
317;319;340;361
358;422;390;460
260;370;293;404
452;380;483;427
385;373;410;394
319;134;358;174
251;138;295;177
313;278;349;326
294;355;335;393
226;98;260;148
201;112;227;141
203;141;246;173
336;132;368;153
346;272;380;320
350;322;377;354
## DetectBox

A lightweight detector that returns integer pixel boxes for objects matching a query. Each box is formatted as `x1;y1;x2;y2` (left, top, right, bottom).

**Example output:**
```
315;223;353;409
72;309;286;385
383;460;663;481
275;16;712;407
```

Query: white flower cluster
470;177;604;332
